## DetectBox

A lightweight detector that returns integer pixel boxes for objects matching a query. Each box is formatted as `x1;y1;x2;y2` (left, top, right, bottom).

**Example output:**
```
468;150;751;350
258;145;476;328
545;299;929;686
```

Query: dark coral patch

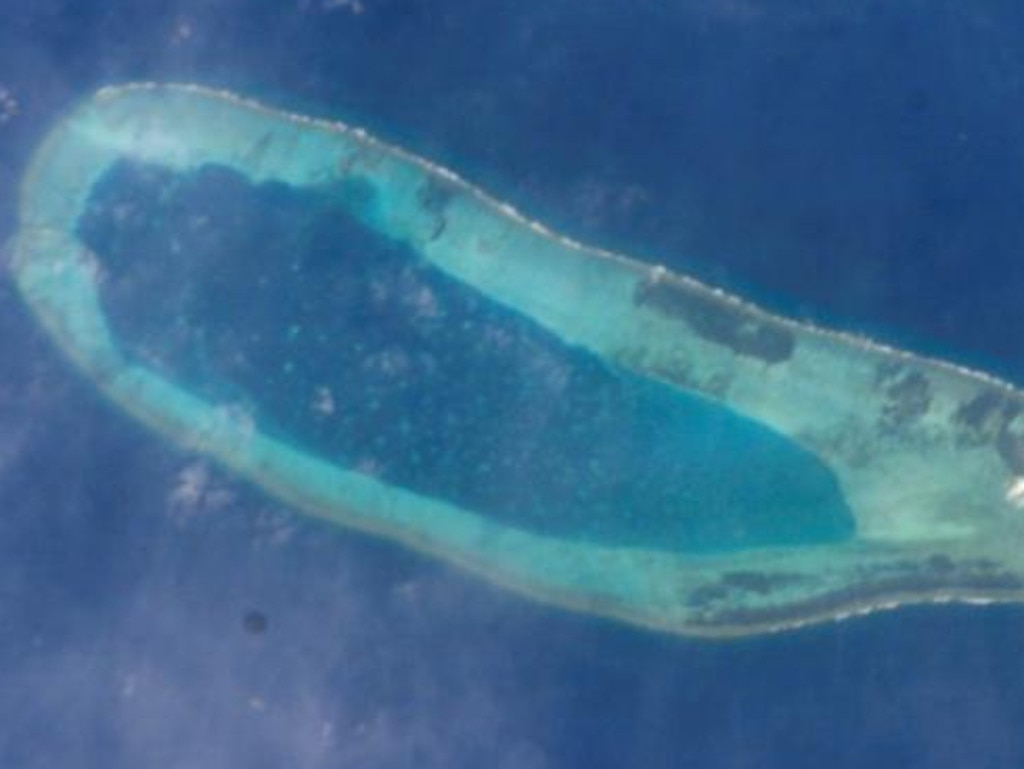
687;570;805;608
633;273;795;364
875;365;931;431
952;388;1024;473
417;177;455;241
953;389;1017;442
693;556;1024;629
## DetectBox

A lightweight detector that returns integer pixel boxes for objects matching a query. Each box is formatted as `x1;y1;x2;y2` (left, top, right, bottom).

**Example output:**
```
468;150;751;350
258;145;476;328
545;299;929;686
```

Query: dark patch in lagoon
997;423;1024;475
951;387;1024;473
722;570;804;595
244;131;275;166
875;364;931;431
417;176;455;216
417;177;455;241
691;561;1024;629
953;389;1017;442
633;272;796;364
687;570;806;608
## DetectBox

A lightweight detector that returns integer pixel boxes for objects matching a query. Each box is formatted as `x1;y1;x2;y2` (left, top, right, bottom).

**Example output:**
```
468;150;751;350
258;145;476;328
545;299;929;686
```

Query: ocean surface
3;1;1024;767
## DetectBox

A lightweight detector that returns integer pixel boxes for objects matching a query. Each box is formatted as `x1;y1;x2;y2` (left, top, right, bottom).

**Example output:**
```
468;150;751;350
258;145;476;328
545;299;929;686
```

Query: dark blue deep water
4;1;1024;767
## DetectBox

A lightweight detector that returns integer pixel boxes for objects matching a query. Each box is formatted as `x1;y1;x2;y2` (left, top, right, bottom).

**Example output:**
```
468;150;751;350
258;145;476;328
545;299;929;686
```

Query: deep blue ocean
4;1;1024;767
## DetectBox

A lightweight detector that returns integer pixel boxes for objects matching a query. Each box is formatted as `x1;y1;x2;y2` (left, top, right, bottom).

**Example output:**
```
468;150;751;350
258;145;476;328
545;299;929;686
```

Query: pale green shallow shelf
12;82;1024;637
